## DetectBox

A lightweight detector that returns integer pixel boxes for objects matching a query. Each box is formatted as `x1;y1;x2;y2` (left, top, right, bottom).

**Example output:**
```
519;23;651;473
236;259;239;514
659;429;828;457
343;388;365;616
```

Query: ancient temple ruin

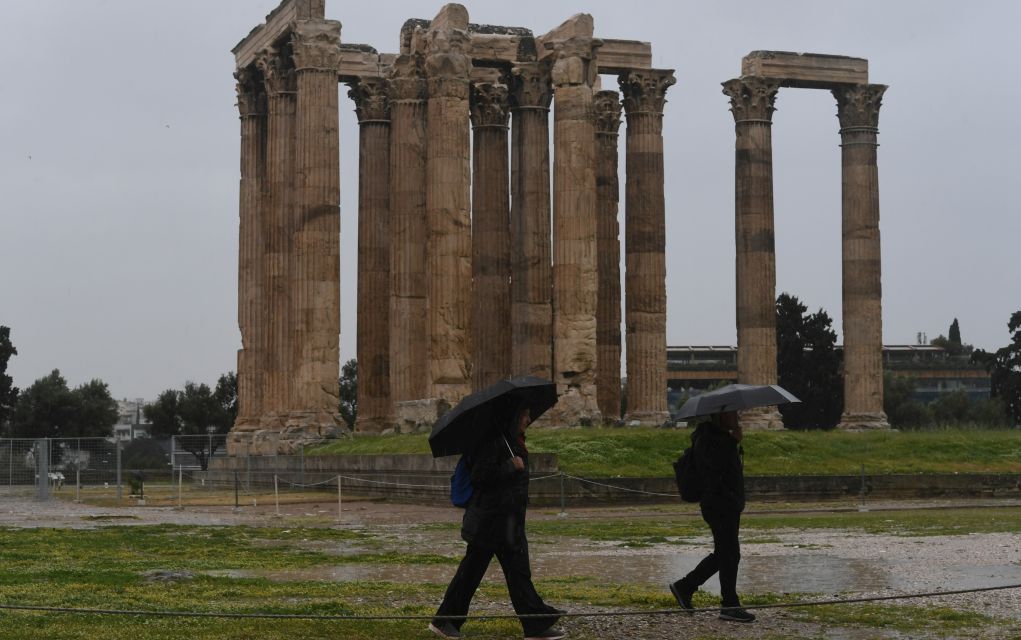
228;0;675;454
724;52;889;430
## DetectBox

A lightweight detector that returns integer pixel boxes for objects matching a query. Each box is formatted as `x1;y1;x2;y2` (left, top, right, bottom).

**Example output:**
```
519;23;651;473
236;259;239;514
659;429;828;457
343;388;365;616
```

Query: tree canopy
973;310;1021;425
775;293;843;430
7;370;117;438
0;326;18;433
143;373;237;470
339;359;357;428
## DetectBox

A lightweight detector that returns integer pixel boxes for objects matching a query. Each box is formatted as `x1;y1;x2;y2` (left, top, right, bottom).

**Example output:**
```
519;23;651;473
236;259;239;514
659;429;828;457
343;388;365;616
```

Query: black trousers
678;505;742;607
434;540;559;634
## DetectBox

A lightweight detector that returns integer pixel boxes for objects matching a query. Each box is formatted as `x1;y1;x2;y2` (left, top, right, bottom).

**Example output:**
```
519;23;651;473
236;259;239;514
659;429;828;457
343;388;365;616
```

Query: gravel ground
1;491;1019;639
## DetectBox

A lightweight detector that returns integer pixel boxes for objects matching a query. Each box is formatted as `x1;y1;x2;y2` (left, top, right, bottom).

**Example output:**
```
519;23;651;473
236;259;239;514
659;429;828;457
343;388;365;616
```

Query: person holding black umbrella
669;409;756;623
429;397;565;640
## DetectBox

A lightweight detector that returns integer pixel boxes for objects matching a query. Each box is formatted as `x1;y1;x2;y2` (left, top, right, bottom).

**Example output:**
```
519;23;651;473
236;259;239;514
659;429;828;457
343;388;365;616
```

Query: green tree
67;379;118;437
973;310;1021;425
0;326;18;433
144;377;233;470
948;318;962;347
882;374;933;428
8;370;77;438
931;318;973;357
338;359;357;428
775;293;843;429
213;372;238;430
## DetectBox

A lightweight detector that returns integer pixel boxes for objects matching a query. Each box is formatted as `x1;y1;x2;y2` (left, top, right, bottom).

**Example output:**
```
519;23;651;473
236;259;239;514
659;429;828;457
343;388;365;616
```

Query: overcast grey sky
1;0;1018;400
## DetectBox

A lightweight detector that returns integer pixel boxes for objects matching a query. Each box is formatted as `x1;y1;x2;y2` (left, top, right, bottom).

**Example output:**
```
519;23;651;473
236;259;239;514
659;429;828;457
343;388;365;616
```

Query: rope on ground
2;583;1018;621
560;473;679;498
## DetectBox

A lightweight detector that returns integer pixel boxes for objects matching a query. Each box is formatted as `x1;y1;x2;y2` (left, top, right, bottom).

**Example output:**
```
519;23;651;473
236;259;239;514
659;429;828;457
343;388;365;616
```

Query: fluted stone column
593;90;622;421
509;62;553;380
256;47;296;427
423;9;473;404
547;37;602;426
722;76;783;430
287;21;345;446
388;55;429;412
233;66;266;430
621;70;675;426
470;82;512;390
349;77;393;432
834;84;890;430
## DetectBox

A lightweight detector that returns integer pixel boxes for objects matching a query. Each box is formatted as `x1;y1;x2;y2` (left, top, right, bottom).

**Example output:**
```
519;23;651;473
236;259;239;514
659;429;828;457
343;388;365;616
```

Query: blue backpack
450;455;474;508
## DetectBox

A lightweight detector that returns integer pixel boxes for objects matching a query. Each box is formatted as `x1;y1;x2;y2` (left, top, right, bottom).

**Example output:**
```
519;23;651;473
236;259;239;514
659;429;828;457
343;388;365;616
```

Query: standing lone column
256;47;296;428
470;82;512;390
834;84;890;430
233;66;266;432
288;21;345;445
620;70;675;426
547;37;602;426
722;76;783;430
592;90;622;421
509;62;553;380
388;55;430;413
423;6;473;405
349;76;393;432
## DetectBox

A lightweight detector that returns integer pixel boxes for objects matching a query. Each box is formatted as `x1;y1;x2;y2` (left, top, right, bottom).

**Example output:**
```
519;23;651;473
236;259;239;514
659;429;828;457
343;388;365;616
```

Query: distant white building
114;398;150;441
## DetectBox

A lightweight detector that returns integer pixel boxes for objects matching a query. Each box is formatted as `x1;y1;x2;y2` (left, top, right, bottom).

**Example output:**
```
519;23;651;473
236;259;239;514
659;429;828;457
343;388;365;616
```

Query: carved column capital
348;77;391;123
833;83;887;130
256;47;295;95
235;66;265;118
389;54;427;102
619;69;676;115
470;82;510;128
549;37;602;88
509;62;552;110
592;90;622;134
422;27;471;98
722;76;780;123
291;20;342;72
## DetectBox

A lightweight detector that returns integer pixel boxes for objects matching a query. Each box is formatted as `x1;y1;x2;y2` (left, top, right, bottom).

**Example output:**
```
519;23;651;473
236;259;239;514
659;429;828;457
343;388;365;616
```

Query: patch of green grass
306;428;1021;477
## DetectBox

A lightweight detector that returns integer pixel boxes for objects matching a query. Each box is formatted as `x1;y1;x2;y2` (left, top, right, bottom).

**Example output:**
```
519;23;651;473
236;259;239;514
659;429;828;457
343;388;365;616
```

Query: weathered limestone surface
546;34;602;426
423;5;473;404
620;69;674;426
388;54;430;418
234;67;266;429
470;82;512;390
593;90;622;421
723;76;783;430
742;51;868;89
834;84;890;430
509;62;553;380
349;75;393;432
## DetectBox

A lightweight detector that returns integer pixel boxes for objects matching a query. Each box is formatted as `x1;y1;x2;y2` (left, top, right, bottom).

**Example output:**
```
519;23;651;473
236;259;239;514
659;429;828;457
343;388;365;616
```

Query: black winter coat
692;422;746;513
460;429;530;550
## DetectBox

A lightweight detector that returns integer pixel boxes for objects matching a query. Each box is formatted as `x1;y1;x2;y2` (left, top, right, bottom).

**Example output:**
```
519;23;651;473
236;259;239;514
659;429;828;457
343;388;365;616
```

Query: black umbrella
676;384;800;420
428;376;557;458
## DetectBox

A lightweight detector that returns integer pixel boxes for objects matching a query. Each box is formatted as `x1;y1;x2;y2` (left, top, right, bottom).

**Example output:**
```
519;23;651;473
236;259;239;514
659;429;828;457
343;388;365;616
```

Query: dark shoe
669;581;695;614
525;627;566;640
428;620;462;638
719;607;756;623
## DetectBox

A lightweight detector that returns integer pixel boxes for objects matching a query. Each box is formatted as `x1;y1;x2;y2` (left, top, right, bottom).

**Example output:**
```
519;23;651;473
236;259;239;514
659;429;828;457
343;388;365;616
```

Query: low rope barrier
0;583;1018;621
561;473;679;498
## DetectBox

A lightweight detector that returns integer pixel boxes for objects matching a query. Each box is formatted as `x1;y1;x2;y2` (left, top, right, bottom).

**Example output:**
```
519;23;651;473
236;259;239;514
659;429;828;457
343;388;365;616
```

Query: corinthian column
722;76;783;430
233;66;266;431
546;37;602;426
287;21;344;445
255;47;296;427
349;76;393;432
834;84;890;430
470;82;511;390
388;55;429;408
423;7;472;404
620;70;675;426
509;62;553;380
592;90;622;421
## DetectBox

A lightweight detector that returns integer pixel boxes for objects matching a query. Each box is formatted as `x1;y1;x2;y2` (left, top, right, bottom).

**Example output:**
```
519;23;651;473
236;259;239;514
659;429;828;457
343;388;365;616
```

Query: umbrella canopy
428;376;557;458
675;384;800;420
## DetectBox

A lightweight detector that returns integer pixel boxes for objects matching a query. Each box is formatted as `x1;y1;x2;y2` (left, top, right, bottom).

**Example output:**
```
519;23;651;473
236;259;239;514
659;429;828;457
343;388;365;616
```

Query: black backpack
672;445;702;503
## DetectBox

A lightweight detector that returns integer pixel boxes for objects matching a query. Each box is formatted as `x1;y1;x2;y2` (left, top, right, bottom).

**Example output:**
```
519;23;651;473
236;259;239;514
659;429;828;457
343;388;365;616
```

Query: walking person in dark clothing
669;410;756;623
430;400;565;640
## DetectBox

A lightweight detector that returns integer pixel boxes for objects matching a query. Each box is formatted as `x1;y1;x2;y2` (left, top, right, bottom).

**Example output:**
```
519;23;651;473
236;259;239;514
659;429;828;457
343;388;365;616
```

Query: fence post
178;467;184;509
36;439;50;501
116;440;122;500
8;440;13;487
234;470;240;510
559;472;567;517
274;474;280;517
336;475;342;523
